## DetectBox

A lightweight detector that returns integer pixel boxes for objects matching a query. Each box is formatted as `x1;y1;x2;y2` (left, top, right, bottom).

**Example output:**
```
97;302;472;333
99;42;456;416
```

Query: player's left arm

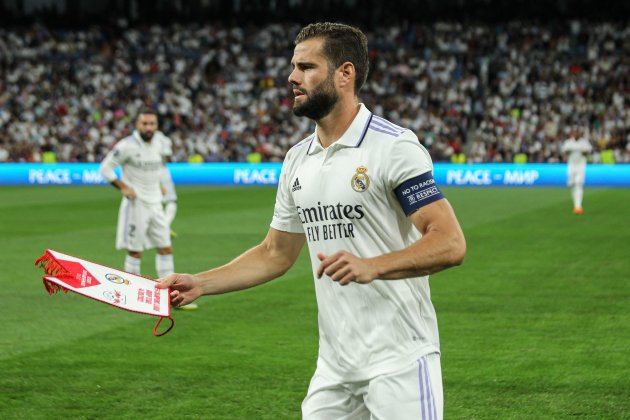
317;198;466;285
382;198;466;278
317;131;465;285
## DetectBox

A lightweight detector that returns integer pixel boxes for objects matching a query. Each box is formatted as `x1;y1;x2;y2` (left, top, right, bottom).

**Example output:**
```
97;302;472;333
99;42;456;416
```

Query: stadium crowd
0;20;629;164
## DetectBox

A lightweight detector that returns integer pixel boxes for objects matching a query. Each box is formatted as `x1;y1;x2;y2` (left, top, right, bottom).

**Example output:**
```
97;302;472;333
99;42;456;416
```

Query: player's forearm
107;178;137;199
192;243;296;295
109;178;126;190
369;227;466;280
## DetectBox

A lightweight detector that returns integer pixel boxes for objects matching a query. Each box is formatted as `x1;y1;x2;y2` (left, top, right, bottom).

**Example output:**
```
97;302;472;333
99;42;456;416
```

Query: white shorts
302;353;443;420
116;198;171;252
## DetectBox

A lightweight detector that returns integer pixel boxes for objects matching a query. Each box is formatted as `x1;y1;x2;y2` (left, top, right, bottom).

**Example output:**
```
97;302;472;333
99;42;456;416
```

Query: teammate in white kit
561;130;593;214
101;109;196;310
158;23;465;418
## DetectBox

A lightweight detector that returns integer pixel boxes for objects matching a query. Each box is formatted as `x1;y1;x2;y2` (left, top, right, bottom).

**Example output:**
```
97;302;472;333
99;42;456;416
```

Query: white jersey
561;137;592;168
271;104;443;382
100;131;173;204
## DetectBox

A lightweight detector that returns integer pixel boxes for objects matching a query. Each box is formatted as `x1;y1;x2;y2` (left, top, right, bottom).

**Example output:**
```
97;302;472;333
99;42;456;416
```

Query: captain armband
394;172;445;216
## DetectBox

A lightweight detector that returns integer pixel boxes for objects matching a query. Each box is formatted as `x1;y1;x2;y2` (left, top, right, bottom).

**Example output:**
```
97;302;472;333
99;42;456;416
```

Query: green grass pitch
0;185;628;419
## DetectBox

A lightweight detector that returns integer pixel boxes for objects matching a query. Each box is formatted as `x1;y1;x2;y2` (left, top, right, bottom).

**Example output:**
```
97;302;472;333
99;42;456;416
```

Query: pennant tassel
35;250;70;295
42;277;69;295
34;250;69;276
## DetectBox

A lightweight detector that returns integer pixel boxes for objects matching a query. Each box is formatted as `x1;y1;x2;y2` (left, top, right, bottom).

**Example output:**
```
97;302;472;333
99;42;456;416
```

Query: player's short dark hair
136;108;158;121
295;22;369;94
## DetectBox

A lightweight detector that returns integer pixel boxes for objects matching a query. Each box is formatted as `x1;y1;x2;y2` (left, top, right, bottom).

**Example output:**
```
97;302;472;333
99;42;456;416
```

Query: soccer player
100;109;197;310
561;129;593;214
158;23;465;418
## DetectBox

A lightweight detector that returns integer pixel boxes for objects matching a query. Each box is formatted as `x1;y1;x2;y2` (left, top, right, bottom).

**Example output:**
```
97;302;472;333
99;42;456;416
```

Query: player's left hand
316;251;377;285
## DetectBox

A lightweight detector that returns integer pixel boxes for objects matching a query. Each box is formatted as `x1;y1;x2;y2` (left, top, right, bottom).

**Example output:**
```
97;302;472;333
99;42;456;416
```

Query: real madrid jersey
100;131;171;204
271;104;445;381
561;138;592;167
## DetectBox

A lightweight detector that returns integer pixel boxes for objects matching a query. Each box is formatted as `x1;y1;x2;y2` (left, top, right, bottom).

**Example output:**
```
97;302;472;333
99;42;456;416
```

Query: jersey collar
306;104;373;155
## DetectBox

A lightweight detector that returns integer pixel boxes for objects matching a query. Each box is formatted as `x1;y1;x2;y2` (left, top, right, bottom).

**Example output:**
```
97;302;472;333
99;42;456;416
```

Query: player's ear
337;62;355;90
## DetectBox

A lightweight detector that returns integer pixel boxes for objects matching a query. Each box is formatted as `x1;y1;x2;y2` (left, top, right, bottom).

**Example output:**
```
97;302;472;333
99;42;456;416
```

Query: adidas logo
291;177;302;192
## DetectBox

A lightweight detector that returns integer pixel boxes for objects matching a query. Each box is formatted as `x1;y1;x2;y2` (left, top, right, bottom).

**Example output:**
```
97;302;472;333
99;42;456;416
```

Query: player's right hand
157;273;201;307
120;186;138;200
121;186;137;199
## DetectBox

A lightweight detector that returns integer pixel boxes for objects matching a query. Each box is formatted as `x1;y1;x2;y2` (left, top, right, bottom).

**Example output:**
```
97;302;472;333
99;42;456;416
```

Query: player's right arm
157;228;306;307
100;143;137;199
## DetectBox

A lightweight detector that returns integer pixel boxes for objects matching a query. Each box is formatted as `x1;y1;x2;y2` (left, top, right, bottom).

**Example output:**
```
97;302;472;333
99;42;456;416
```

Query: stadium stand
0;19;629;163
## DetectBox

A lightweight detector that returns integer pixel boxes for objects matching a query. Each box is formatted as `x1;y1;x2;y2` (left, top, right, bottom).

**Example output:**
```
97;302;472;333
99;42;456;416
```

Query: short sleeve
387;133;445;215
387;132;434;189
270;159;304;233
100;141;127;182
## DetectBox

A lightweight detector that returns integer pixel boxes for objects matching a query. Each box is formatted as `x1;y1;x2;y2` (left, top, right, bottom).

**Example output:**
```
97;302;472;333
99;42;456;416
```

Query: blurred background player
561;129;593;215
100;109;197;310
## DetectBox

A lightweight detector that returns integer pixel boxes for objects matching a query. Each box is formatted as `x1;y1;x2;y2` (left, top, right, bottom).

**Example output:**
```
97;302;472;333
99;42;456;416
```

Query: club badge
351;166;370;192
105;273;131;285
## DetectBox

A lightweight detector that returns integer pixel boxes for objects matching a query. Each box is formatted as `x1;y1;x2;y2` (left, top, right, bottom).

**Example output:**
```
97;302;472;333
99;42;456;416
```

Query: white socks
572;185;583;209
164;202;177;226
124;255;141;274
156;253;174;278
125;253;174;278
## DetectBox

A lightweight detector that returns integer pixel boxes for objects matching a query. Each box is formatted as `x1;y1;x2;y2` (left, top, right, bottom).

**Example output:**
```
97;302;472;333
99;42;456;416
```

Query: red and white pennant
35;249;174;336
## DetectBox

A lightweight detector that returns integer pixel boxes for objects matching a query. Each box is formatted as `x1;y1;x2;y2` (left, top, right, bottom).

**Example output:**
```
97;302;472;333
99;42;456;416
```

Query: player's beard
292;73;338;121
139;131;154;142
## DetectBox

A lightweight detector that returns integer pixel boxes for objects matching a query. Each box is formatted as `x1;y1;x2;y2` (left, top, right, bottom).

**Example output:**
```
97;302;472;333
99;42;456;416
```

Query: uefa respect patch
394;172;445;215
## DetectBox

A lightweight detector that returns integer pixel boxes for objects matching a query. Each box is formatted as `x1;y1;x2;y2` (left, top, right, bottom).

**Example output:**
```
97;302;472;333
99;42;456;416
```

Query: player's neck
315;99;360;149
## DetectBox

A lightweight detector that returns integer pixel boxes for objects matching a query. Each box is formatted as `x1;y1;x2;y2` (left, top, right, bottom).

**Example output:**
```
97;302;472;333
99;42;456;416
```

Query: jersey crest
351;166;370;192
